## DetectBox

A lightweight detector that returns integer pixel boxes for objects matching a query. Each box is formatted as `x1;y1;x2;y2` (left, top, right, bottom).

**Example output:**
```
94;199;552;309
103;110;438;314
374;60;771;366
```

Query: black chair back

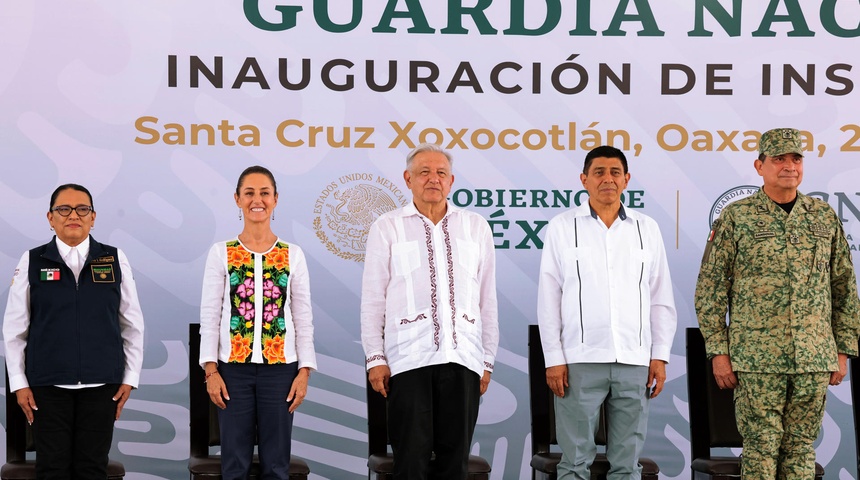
849;338;860;480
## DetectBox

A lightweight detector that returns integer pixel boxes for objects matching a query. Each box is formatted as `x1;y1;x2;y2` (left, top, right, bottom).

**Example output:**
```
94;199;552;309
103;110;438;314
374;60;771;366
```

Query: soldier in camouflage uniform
695;127;860;479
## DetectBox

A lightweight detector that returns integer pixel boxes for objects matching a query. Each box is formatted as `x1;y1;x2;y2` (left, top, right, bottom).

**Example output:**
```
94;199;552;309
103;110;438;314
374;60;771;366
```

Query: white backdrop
2;1;860;478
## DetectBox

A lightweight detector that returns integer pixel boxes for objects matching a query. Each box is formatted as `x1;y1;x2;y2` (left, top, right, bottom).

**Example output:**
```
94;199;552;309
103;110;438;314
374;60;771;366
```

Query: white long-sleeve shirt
199;239;316;371
361;202;499;378
3;236;146;392
537;204;677;368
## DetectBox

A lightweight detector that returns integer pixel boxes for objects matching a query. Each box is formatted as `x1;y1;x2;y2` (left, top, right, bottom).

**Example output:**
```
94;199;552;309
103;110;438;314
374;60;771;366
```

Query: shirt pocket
456;310;483;349
457;239;480;276
561;247;592;281
629;249;648;284
392;241;421;276
810;235;832;284
395;308;433;355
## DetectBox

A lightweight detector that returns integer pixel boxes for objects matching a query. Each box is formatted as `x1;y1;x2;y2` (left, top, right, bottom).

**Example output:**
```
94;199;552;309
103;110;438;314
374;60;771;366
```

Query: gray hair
405;143;453;171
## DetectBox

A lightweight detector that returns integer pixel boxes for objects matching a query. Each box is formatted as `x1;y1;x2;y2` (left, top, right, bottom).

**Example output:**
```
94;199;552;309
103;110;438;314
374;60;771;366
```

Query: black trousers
387;363;481;480
31;384;118;480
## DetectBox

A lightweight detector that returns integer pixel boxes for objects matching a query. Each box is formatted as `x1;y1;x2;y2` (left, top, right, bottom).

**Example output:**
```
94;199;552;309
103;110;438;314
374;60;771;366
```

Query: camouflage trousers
734;371;829;480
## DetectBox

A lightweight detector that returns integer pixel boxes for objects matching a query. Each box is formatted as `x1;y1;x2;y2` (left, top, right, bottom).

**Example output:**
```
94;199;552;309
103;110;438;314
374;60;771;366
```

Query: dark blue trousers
217;361;298;480
31;384;118;480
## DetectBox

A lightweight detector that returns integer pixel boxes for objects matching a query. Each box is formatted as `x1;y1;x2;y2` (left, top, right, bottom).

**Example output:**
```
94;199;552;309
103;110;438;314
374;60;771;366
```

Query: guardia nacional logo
313;173;408;262
709;185;759;227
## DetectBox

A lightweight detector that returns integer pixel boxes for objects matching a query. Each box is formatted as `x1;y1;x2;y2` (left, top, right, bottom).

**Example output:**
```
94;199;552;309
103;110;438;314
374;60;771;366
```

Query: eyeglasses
51;205;94;217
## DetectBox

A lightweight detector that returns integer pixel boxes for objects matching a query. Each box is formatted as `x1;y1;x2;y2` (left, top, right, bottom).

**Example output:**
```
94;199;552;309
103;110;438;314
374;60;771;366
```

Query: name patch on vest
91;264;115;283
40;268;61;281
94;256;115;263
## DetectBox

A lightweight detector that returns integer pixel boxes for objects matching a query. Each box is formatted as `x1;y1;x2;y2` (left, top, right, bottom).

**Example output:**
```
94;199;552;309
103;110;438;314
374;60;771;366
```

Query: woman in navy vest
2;183;146;478
199;166;317;479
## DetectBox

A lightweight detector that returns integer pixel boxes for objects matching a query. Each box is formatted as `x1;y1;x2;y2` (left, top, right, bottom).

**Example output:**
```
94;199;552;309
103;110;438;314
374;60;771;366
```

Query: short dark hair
49;184;94;213
236;166;278;195
583;146;628;175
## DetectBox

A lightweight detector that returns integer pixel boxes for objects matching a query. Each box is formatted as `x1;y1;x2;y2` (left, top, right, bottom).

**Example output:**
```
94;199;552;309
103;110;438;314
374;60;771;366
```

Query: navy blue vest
26;236;125;387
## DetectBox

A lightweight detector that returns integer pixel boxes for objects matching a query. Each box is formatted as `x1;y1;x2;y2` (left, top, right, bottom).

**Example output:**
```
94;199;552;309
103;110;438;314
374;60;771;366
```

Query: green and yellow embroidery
225;240;291;364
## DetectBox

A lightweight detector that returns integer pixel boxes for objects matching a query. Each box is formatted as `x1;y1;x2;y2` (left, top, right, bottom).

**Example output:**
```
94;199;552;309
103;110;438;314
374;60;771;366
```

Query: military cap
759;128;803;157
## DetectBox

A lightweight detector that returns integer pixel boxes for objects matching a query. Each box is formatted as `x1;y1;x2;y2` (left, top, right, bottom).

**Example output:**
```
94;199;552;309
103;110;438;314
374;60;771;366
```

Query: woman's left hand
113;384;134;420
287;367;310;413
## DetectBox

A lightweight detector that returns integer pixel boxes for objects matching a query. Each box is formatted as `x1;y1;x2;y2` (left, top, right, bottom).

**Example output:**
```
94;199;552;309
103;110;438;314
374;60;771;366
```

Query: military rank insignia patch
810;223;829;238
91;264;115;283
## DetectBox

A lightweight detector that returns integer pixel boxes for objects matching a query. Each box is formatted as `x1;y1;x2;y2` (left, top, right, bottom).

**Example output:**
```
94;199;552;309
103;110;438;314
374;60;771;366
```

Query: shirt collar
587;203;627;221
754;188;811;213
403;200;459;219
55;236;90;261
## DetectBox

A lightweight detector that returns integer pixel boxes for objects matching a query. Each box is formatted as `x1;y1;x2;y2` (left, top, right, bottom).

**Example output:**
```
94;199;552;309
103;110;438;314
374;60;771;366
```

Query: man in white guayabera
361;143;499;480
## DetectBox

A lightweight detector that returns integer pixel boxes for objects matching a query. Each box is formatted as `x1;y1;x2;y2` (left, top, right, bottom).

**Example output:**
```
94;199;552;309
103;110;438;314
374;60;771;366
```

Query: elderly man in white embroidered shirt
360;143;499;480
537;145;677;479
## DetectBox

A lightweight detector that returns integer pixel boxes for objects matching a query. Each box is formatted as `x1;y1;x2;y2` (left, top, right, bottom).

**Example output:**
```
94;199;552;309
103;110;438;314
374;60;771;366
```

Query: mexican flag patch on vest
40;268;61;281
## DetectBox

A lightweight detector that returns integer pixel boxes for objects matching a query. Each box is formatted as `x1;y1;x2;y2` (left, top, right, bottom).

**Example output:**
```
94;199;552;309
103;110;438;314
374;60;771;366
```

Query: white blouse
199;238;317;371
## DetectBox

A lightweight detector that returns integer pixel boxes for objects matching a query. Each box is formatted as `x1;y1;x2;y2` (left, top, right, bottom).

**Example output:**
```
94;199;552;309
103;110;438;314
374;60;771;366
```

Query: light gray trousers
554;363;650;480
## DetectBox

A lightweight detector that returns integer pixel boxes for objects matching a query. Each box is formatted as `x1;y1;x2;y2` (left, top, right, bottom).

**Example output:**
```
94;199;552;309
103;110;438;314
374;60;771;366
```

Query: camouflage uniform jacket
695;189;860;373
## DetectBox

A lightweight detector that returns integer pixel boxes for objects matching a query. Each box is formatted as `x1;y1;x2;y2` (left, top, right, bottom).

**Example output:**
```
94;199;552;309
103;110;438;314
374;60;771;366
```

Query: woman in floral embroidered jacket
199;165;317;480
